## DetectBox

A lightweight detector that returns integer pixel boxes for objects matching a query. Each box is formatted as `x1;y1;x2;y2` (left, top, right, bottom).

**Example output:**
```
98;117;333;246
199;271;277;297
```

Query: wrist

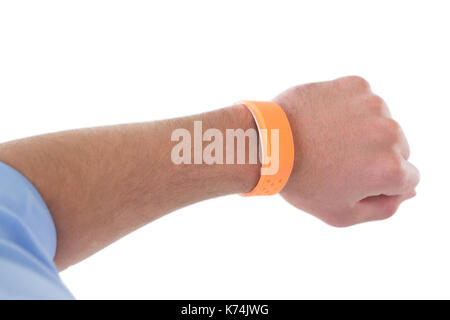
168;104;260;199
235;101;295;196
216;105;260;194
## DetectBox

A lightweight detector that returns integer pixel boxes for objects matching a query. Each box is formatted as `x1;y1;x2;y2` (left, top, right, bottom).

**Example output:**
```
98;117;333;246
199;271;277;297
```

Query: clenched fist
276;76;419;227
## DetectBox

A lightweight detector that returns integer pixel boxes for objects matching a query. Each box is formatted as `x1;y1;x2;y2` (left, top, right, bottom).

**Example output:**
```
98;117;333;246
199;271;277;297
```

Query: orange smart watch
238;101;295;196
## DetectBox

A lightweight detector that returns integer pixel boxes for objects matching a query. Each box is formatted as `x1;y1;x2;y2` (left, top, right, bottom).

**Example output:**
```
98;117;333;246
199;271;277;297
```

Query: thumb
356;191;416;222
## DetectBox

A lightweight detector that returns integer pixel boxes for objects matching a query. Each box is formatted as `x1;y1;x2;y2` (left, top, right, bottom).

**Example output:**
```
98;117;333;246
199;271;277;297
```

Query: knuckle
384;118;403;142
344;75;370;90
372;118;402;144
365;118;396;145
385;156;407;185
386;118;401;132
367;95;386;113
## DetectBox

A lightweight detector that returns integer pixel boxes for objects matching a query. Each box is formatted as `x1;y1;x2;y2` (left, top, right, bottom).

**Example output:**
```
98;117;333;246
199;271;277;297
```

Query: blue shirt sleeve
0;161;73;300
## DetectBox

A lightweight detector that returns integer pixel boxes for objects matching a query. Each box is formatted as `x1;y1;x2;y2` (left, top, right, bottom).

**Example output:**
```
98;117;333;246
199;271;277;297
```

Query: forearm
0;105;259;270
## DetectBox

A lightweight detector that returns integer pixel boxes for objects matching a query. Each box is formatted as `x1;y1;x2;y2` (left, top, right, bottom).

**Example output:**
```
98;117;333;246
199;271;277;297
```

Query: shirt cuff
0;161;57;264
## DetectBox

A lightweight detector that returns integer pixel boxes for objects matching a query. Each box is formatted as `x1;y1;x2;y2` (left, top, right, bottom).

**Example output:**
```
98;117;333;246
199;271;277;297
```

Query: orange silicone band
239;101;295;196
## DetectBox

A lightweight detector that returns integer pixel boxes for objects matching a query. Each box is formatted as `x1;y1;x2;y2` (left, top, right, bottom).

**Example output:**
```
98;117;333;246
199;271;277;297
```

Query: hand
275;76;419;227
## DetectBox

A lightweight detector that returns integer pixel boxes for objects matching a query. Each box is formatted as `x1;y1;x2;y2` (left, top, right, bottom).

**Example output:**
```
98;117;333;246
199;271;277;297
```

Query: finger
356;191;416;222
384;160;420;196
368;157;420;197
368;94;392;118
396;129;410;160
389;119;410;160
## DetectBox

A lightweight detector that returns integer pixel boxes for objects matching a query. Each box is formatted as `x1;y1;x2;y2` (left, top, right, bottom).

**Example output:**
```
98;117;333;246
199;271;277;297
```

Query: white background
0;0;449;299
